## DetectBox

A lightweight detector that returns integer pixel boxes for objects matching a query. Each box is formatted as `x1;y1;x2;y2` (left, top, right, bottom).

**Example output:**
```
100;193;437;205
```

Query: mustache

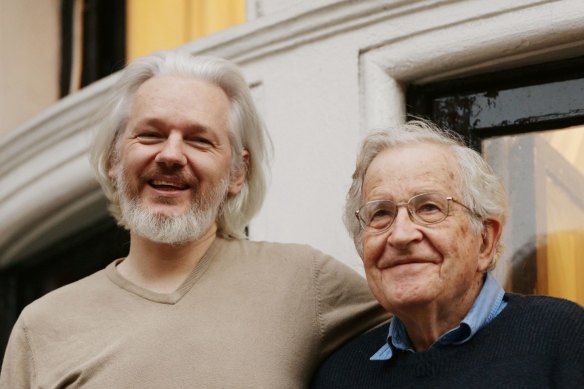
142;165;197;185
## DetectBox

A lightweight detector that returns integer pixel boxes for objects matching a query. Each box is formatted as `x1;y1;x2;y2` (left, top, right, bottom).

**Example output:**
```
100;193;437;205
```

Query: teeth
151;180;188;189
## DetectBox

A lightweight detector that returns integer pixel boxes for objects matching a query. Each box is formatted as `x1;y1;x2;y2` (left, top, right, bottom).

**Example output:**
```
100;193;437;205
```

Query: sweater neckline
105;238;223;304
388;293;521;362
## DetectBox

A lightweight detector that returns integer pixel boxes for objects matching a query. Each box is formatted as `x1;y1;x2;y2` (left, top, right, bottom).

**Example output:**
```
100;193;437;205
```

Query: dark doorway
0;217;130;366
60;0;126;97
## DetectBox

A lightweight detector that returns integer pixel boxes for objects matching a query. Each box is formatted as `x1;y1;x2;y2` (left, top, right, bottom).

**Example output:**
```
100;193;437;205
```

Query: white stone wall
1;0;584;273
217;0;584;272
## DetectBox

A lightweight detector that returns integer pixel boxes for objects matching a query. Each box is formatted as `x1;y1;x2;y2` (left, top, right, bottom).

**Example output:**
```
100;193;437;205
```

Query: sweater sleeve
313;252;389;361
0;315;36;389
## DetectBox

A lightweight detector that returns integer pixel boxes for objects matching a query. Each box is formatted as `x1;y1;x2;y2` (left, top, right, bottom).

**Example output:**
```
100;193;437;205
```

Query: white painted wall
231;0;584;272
1;0;584;274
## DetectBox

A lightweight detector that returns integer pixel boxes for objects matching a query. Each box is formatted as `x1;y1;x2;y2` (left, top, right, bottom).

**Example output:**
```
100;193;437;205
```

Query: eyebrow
133;117;219;138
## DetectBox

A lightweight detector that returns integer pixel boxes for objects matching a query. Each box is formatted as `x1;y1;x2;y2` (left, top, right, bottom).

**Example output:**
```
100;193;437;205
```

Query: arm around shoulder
313;252;388;361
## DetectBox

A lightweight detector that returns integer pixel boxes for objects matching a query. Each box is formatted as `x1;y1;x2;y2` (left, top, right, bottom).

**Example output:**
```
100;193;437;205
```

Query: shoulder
17;266;111;327
501;294;584;346
505;294;584;373
217;236;373;295
505;293;584;318
220;238;328;260
218;238;369;289
217;238;348;272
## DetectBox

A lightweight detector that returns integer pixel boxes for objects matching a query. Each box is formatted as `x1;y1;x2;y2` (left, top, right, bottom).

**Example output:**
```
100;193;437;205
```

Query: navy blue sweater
311;294;584;388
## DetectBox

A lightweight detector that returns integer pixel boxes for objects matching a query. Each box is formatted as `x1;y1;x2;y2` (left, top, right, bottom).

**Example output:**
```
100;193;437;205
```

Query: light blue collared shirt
370;272;507;360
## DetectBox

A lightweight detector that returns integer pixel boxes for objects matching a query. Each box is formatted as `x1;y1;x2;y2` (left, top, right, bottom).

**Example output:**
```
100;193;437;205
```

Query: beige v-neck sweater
1;238;387;388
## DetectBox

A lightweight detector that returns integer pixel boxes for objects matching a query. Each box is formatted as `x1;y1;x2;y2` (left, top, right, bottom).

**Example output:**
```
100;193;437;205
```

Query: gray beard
116;169;228;245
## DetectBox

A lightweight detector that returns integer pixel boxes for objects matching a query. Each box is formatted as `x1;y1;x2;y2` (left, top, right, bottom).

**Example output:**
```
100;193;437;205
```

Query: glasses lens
359;201;396;231
410;193;448;224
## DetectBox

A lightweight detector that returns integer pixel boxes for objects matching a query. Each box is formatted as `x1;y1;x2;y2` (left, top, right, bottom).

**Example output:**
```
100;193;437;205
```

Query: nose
386;207;423;247
155;132;187;166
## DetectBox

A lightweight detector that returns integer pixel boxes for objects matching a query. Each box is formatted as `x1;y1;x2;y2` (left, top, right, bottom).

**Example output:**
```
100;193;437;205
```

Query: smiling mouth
149;180;190;191
377;258;431;270
392;260;428;267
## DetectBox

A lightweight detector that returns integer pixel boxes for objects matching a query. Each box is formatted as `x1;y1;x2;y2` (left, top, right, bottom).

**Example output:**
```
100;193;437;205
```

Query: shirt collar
370;272;507;361
370;317;410;360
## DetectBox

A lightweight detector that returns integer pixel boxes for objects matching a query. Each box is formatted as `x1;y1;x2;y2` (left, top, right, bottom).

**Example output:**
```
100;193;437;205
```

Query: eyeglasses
355;192;474;233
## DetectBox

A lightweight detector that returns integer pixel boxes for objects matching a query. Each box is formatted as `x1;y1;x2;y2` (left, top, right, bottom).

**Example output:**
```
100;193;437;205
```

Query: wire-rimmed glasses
355;192;474;233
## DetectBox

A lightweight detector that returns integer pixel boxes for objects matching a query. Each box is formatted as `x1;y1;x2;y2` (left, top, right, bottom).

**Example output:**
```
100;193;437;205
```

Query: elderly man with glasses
311;120;584;388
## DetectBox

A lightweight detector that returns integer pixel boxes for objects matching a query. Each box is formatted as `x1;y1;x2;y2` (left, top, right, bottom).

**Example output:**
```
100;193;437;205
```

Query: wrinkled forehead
363;143;460;199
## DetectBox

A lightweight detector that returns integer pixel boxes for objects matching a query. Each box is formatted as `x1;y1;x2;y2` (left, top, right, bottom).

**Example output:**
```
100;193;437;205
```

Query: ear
107;159;118;180
227;149;249;196
477;217;503;272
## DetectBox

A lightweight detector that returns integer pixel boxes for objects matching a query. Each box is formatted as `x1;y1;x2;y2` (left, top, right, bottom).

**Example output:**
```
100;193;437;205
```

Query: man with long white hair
0;51;386;388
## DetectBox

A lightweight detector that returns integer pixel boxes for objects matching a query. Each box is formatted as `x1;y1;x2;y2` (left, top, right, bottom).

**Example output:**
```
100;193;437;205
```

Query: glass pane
482;125;584;305
432;79;584;131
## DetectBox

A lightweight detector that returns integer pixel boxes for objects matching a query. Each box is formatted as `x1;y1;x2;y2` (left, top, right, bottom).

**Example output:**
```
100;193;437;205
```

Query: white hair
90;50;271;239
345;120;507;270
